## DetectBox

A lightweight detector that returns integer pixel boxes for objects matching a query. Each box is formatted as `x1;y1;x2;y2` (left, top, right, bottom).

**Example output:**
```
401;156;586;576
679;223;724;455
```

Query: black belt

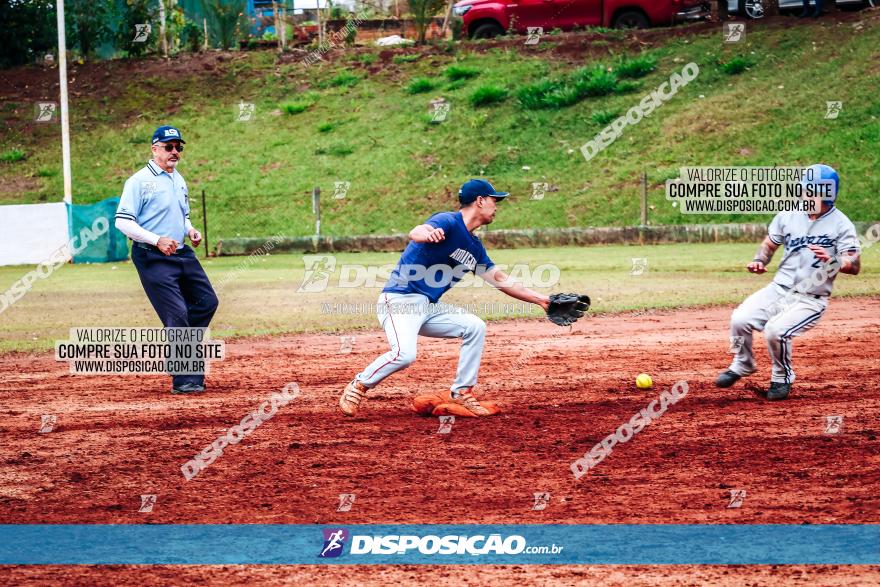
133;241;183;255
775;283;826;300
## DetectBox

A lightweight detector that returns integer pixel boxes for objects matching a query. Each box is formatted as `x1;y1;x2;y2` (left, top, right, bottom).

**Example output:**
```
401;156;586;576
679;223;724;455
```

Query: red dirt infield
2;298;878;584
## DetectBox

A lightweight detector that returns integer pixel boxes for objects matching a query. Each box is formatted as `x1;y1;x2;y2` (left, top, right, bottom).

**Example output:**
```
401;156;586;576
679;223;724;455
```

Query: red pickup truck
453;0;706;38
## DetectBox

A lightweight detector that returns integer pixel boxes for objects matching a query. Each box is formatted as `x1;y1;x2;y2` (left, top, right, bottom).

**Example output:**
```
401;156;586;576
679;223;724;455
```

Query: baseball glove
546;293;591;326
411;393;501;417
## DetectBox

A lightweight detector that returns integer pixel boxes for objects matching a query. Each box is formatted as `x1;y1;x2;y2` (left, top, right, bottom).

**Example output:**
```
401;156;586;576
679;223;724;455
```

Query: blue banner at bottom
0;525;877;565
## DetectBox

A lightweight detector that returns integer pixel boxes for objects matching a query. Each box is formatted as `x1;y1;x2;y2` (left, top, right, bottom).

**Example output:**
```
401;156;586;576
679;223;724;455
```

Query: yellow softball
636;373;653;389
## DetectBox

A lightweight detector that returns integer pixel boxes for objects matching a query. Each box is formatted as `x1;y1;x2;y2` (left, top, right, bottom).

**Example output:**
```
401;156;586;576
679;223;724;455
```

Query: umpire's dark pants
131;243;219;388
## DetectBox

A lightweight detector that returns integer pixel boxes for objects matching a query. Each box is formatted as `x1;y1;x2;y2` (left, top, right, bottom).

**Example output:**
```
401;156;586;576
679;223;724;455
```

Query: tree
116;0;160;58
67;0;115;59
199;0;246;50
0;0;57;68
177;9;205;52
408;0;445;44
710;0;729;21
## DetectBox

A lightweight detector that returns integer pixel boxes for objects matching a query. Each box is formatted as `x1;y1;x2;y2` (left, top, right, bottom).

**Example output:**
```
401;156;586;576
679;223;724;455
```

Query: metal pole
279;2;287;49
272;2;287;51
203;18;209;50
640;169;648;225
56;0;72;204
316;0;323;47
312;187;321;237
273;1;280;50
201;189;209;257
158;0;168;57
440;0;454;38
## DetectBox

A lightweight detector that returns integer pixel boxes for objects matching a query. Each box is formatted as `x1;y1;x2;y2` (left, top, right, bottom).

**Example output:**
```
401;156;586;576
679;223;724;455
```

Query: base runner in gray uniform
715;164;862;400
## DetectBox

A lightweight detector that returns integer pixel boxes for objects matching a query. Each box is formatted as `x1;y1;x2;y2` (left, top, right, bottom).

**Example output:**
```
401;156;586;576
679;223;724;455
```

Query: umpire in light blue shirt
115;125;218;394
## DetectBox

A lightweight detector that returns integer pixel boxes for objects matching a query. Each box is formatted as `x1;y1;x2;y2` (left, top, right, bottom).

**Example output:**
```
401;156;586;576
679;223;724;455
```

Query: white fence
0;203;70;266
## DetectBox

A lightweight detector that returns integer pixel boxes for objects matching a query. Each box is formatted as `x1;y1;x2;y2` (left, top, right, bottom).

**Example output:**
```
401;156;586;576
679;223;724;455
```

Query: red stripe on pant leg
363;294;402;382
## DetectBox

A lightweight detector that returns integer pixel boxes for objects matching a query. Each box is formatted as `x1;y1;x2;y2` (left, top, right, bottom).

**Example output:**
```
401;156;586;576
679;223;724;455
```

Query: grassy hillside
2;12;879;240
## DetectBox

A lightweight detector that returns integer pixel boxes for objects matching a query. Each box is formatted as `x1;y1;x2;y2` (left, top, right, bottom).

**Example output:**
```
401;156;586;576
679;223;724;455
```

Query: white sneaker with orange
449;388;492;416
339;379;369;416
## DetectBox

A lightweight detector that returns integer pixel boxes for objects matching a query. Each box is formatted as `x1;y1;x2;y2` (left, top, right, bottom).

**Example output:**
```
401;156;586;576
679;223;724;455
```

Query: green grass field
1;242;878;353
2;15;879;240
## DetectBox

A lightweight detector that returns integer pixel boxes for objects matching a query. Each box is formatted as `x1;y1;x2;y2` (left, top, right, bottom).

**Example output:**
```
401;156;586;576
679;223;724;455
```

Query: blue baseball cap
458;179;509;205
151;125;185;144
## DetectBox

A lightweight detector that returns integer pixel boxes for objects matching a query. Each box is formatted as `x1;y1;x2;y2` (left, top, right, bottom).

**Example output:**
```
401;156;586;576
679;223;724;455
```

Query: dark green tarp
68;197;129;264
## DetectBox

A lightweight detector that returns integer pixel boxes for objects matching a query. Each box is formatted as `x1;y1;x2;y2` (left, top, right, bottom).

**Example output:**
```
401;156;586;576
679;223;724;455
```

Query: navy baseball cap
458;179;509;205
151;125;185;144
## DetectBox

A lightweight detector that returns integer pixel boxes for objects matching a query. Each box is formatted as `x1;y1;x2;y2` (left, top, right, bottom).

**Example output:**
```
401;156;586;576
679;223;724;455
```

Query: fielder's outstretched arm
748;237;780;274
479;266;551;311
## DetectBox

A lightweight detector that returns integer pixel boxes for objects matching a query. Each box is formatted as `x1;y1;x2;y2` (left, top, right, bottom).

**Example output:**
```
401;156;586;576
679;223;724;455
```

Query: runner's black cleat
767;382;791;401
715;370;742;388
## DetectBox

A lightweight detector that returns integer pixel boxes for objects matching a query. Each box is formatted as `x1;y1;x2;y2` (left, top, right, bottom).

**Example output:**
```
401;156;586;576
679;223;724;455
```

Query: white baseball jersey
768;207;860;297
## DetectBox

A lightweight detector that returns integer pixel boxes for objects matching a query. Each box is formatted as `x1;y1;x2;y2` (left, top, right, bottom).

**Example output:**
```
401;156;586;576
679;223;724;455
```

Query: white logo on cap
165;129;179;137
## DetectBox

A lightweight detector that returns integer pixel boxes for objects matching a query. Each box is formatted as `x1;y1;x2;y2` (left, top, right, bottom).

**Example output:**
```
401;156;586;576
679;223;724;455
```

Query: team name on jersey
786;233;836;252
449;248;477;271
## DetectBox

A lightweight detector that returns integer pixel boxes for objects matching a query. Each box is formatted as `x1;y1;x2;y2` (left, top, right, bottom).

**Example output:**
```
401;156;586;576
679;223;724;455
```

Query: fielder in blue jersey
339;179;552;417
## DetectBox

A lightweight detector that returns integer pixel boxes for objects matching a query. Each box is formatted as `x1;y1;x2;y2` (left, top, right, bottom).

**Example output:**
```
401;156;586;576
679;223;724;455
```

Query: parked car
729;0;871;19
453;0;707;38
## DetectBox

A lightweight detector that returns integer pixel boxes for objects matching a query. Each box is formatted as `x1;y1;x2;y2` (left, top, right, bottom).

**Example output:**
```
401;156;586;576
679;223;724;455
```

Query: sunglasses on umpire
157;143;184;153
